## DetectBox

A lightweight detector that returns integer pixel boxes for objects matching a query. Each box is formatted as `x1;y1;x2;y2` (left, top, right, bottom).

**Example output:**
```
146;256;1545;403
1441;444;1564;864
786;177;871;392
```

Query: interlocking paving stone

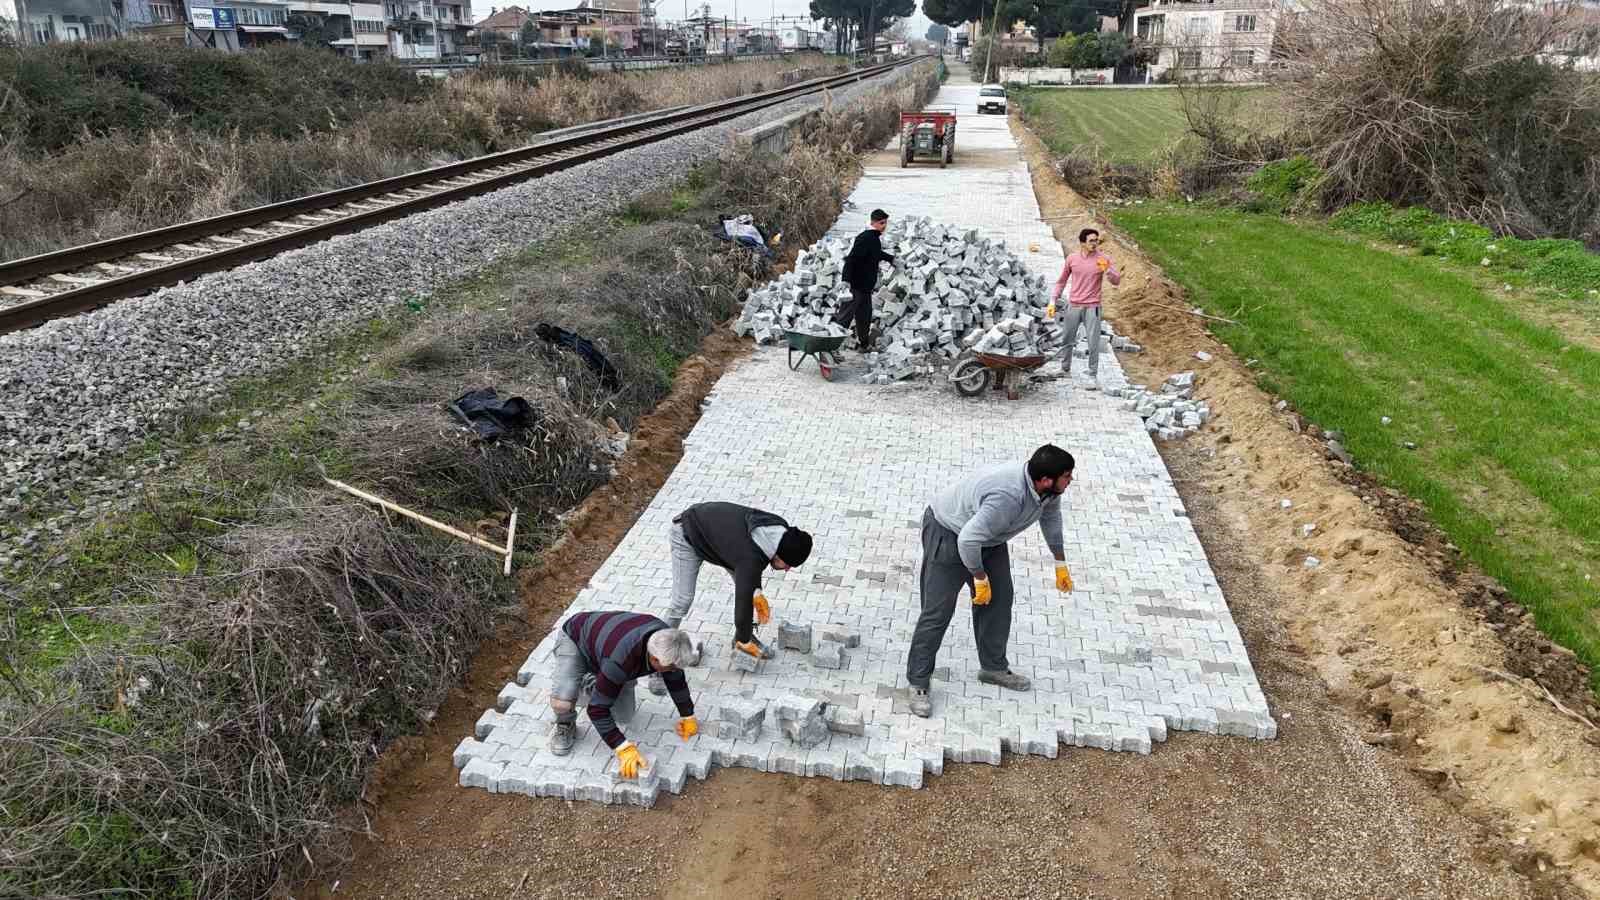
451;82;1274;806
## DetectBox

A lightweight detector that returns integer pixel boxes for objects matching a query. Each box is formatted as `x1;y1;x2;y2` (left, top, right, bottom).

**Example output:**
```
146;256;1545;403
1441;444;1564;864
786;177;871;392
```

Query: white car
978;84;1008;114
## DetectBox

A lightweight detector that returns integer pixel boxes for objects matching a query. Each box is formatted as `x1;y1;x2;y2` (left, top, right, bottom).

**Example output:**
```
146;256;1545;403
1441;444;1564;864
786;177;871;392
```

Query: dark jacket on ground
676;502;790;642
843;227;896;293
563;610;693;749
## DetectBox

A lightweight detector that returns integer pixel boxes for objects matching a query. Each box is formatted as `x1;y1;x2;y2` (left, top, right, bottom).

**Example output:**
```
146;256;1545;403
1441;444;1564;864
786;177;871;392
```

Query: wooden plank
1;286;47;298
173;243;214;254
137;252;178;262
94;262;136;274
209;236;245;245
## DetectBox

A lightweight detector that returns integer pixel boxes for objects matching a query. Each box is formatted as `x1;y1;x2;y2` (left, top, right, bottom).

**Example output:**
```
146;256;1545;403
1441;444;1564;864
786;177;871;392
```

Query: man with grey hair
547;610;698;780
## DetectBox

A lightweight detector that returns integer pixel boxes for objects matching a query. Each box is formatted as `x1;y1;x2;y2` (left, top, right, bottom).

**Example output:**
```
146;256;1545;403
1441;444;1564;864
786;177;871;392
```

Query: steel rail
0;57;923;335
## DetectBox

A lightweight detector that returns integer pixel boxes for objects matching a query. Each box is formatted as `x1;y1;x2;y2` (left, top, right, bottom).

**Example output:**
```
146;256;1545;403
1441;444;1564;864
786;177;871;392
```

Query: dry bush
1272;0;1600;243
0;502;507;899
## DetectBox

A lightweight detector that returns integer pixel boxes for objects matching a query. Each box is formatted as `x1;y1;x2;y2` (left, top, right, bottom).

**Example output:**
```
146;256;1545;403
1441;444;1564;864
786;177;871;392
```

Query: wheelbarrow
786;330;848;381
950;352;1049;400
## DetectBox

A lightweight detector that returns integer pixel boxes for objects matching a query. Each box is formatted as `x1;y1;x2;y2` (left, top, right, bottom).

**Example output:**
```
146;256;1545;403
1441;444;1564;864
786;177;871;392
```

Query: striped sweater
562;610;694;749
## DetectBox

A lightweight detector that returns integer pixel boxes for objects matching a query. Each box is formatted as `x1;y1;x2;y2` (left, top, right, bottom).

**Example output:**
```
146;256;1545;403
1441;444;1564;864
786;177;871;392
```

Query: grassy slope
1015;88;1192;161
1015;86;1281;163
1113;203;1600;687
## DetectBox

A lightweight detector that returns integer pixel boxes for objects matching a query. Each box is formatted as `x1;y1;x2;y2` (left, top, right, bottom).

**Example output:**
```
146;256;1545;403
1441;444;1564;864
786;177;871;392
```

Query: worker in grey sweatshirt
904;444;1077;717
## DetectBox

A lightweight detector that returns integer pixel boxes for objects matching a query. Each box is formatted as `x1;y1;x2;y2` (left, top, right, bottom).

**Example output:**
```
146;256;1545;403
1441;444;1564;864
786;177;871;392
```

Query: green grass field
1015;86;1277;162
1111;203;1600;689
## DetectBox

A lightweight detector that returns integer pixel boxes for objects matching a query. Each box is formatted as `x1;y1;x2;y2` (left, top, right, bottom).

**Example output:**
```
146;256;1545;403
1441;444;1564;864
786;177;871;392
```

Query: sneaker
733;637;776;660
978;669;1033;691
646;672;668;696
910;687;932;718
1086;371;1100;390
550;721;577;756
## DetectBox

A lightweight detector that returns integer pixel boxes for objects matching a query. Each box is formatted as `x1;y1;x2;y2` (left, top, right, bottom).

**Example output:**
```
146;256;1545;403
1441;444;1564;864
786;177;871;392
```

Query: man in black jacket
833;208;896;350
656;502;813;682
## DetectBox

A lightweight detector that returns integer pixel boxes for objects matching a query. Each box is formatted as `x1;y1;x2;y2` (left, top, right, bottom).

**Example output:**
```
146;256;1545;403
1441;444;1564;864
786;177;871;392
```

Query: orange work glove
972;577;992;606
753;591;771;626
614;742;644;780
675;716;699;742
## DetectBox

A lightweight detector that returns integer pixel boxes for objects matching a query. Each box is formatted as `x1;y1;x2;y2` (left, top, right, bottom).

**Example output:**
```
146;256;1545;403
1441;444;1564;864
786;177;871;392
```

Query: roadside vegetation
0;64;937;898
0;41;837;262
1015;0;1599;691
1112;203;1600;689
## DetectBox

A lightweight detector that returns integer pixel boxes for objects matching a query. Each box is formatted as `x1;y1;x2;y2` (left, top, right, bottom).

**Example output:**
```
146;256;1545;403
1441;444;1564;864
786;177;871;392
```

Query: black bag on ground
448;387;533;441
535;323;622;392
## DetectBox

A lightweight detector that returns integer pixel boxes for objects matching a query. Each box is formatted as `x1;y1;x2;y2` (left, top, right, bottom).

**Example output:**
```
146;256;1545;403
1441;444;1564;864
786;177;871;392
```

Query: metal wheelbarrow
785;330;848;381
950;352;1049;400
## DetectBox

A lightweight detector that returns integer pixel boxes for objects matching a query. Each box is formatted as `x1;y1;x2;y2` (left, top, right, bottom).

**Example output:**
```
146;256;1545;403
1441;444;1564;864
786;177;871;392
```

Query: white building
1133;0;1286;80
383;0;468;58
10;0;124;43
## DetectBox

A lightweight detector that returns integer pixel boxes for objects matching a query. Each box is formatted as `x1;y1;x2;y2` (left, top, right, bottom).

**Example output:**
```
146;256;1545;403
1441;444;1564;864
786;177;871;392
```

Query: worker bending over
547;610;698;780
658;501;813;683
905;444;1076;717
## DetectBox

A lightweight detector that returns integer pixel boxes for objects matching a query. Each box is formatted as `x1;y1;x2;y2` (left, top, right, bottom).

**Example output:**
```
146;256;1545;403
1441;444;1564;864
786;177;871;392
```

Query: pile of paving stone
736;216;1069;382
1113;371;1212;440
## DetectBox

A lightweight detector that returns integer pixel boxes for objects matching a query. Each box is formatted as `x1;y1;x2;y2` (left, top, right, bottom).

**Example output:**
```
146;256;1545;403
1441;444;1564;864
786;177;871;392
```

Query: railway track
0;56;923;336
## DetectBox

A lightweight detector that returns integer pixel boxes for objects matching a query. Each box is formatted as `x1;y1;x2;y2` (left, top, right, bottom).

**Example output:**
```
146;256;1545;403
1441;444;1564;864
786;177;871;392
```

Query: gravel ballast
0;64;926;571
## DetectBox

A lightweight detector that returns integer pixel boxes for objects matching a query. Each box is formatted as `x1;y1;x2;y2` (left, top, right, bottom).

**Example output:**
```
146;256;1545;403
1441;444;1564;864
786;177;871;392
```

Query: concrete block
497;683;534;712
459;757;504;791
453;736;488;769
806;749;847;780
718;698;768;740
770;747;808;776
499;764;539;796
1112;725;1152;755
843;752;886;784
778;620;813;652
811;640;849;670
774;695;824;722
883;755;924;788
574;773;616;804
731;650;761;673
474;709;504;740
817;624;862;648
782;714;831;748
825;706;866;736
677;748;715;780
656;761;689;795
536;771;575;799
1023;727;1059;759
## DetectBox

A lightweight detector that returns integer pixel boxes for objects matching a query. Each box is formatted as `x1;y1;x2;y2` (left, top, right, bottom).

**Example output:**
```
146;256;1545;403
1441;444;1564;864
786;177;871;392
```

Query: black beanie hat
776;528;813;568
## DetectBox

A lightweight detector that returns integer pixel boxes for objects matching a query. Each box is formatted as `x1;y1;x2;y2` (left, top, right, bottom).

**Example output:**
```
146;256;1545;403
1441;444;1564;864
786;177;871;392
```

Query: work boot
1085;370;1100;391
978;669;1032;692
733;636;776;660
550;721;577;756
647;672;668;696
910;687;932;718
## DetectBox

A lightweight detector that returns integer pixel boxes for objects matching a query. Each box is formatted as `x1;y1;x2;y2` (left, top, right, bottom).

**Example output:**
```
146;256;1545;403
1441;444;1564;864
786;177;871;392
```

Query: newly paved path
451;79;1275;806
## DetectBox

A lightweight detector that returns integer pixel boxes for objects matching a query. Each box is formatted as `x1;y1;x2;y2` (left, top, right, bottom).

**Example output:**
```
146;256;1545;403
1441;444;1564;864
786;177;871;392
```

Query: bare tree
1272;0;1600;242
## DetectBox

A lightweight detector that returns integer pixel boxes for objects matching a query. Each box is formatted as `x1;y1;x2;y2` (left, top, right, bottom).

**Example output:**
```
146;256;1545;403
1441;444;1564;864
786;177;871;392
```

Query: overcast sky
469;0;933;34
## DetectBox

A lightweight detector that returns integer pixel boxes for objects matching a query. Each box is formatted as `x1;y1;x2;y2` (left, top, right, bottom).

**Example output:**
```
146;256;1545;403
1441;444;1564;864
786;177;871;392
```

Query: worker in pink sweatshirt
1047;228;1122;387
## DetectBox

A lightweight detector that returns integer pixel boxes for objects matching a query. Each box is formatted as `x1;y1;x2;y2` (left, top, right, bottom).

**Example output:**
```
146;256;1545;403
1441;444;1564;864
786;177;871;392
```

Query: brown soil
298;107;1596;900
1010;119;1600;894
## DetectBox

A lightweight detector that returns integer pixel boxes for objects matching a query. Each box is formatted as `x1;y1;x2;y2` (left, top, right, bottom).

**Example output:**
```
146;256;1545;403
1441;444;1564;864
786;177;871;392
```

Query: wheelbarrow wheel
952;358;991;397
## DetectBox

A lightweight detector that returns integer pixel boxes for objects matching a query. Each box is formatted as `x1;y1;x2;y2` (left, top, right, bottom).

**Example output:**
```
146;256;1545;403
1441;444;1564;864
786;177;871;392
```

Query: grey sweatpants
665;522;703;629
1058;303;1103;375
905;507;1015;689
550;632;636;724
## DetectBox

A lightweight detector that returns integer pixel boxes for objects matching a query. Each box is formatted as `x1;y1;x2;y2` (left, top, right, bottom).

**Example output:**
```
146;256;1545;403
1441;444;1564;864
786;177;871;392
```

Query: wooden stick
1139;299;1241;326
503;509;519;577
324;477;508;556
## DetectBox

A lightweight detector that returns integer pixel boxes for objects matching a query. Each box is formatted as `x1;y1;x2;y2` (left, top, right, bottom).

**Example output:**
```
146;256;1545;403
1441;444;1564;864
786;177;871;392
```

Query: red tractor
899;107;957;168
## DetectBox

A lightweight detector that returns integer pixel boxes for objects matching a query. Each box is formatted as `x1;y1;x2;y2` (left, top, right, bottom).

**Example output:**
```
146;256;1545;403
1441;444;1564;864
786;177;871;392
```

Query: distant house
1133;0;1285;80
11;0;125;43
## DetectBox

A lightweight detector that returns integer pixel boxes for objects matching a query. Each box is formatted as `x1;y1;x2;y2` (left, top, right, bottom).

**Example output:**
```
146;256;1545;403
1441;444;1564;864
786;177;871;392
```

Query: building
11;0;125;43
383;0;469;58
1133;0;1285;79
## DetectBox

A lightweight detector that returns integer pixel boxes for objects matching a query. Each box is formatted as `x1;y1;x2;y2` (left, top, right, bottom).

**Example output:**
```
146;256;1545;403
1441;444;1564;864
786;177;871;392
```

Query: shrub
1243;156;1323;213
